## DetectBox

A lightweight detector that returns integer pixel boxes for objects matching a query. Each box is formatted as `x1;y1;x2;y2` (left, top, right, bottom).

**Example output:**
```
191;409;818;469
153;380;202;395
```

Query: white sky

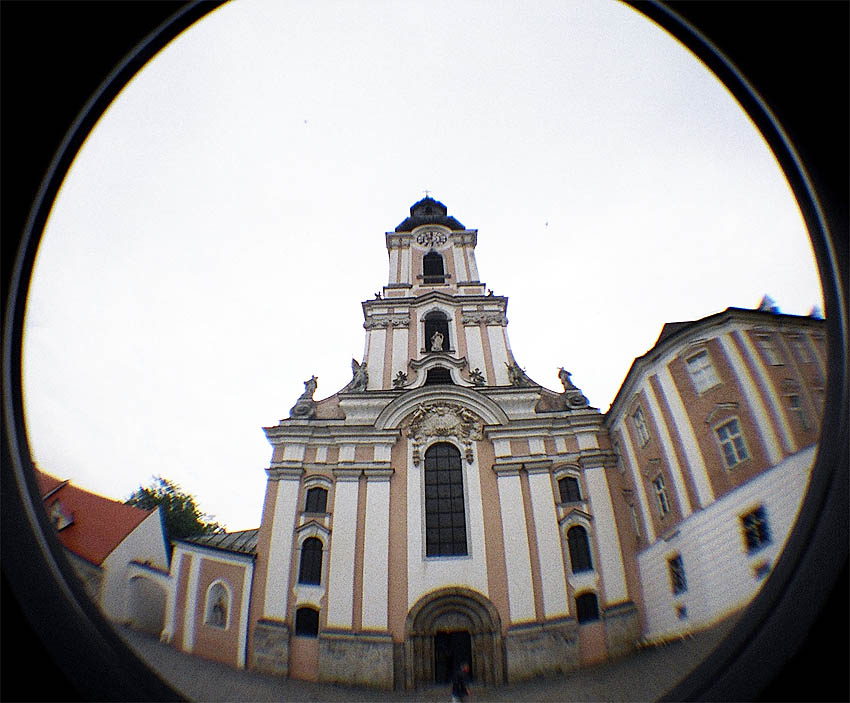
22;0;822;531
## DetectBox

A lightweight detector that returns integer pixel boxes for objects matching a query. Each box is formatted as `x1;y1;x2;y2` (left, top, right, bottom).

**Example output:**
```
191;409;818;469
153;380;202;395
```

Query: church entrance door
433;630;472;683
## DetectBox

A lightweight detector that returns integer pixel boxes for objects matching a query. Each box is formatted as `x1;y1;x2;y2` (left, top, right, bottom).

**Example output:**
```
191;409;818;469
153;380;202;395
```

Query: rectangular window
304;486;328;513
668;554;687;595
686;350;721;393
632;407;650;446
652;474;670;516
755;334;783;365
789;335;814;364
787;394;809;429
558;476;582;503
424;443;468;557
716;418;749;468
630;503;642;539
741;506;772;553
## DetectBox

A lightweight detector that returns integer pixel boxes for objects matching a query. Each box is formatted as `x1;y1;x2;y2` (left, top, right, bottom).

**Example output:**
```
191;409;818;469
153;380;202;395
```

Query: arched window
575;592;600;623
424;311;450;352
204;581;229;628
424;443;467;557
567;525;593;573
558;476;582;503
423;250;445;284
304;486;328;513
294;606;320;637
424;366;453;385
298;537;323;585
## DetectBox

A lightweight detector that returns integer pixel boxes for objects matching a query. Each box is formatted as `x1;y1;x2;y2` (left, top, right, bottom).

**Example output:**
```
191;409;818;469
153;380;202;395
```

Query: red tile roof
34;469;154;566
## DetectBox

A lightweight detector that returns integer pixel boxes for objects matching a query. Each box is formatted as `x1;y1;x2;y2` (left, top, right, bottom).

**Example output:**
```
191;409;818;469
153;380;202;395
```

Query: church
153;198;824;689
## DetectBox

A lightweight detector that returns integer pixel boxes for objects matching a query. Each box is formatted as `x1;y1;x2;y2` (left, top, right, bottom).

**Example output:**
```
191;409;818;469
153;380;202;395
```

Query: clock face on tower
415;229;447;248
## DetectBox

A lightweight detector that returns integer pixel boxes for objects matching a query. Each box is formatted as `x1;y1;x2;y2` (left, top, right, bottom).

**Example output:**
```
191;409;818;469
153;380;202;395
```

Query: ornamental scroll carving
415;230;448;247
461;312;508;326
364;315;410;330
406;402;484;465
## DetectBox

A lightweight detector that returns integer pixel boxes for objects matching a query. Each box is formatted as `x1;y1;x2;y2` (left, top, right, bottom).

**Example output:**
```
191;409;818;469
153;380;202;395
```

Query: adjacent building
159;199;824;688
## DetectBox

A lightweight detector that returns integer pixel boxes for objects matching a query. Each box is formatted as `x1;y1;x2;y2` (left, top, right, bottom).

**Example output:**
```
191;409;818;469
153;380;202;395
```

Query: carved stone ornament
461;312;508;327
289;375;318;418
393;371;409;388
406;402;484;464
469;368;486;386
506;362;535;387
415;229;448;248
343;359;368;392
364;315;410;330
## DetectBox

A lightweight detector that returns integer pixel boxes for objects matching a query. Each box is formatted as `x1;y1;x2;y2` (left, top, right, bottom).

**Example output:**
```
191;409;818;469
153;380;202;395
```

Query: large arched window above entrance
567;525;594;573
424;443;467;557
422;250;445;284
298;537;323;585
424;310;450;352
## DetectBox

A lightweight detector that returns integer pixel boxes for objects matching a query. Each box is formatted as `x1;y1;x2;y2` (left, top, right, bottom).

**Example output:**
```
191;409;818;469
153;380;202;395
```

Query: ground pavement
117;616;740;702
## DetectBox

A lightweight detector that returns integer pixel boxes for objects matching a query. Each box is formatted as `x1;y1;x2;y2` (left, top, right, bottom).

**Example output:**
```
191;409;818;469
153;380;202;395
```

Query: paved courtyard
117;615;740;702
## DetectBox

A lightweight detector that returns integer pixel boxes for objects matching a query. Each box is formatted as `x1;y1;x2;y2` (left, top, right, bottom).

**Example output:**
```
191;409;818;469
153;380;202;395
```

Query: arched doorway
404;587;503;689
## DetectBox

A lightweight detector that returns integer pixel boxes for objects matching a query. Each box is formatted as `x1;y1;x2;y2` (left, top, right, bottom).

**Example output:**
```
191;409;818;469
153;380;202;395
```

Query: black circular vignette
2;2;847;701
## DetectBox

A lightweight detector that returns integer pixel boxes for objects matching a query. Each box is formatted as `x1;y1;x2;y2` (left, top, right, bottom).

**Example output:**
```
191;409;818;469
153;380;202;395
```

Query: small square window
686;350;721;393
742;506;772;554
755;334;783;365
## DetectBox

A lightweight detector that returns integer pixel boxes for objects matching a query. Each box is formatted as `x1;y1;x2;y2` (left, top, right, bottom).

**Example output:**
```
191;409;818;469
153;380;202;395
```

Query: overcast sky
22;0;822;531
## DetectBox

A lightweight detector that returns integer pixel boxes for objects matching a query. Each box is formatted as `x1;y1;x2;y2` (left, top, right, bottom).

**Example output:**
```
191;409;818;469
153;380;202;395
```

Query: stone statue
430;330;444;352
350;359;368;391
558;367;577;391
392;370;408;388
470;368;486;386
290;375;318;418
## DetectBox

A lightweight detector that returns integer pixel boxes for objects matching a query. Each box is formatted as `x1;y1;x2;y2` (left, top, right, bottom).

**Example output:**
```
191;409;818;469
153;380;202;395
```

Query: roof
179;528;259;556
34;468;155;566
394;197;466;232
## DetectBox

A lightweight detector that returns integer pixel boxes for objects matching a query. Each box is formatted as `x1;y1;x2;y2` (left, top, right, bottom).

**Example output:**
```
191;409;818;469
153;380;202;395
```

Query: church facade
157;199;824;689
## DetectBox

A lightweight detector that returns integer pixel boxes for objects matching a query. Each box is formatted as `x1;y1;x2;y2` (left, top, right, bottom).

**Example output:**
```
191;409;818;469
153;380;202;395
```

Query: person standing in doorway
451;662;470;702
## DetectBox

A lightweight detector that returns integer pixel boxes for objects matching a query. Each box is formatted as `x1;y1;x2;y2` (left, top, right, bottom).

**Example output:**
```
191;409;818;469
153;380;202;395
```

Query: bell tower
359;197;525;391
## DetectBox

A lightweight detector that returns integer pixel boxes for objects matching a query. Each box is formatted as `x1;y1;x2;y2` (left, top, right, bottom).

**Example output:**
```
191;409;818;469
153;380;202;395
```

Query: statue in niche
393;371;408;388
430;330;444;352
350;359;368;391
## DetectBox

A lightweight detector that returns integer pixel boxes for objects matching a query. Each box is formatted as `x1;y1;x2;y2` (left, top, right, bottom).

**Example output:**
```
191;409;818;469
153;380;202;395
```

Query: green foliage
125;476;224;542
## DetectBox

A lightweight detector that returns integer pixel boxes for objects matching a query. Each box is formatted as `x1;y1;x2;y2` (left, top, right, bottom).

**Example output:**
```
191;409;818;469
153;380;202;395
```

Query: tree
125;476;224;542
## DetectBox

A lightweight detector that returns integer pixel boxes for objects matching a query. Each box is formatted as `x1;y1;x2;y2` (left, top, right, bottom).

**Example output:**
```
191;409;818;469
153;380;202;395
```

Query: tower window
424;443;467;557
295;606;319;637
423;251;445;284
304;486;328;514
424;366;454;385
575;592;600;623
424;311;450;352
567;525;593;573
298;537;323;585
558;476;582;503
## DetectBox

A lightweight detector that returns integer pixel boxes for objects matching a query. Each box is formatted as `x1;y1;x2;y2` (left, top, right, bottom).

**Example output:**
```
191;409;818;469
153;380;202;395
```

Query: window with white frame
630;503;642;539
715;418;749;468
741;505;772;553
652;474;670;516
668;554;687;595
205;581;229;629
632;406;650;446
685;349;721;393
755;333;783;365
566;524;594;573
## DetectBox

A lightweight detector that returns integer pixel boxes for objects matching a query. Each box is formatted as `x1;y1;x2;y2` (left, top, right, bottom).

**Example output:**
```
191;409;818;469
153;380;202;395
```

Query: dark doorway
433;630;472;683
